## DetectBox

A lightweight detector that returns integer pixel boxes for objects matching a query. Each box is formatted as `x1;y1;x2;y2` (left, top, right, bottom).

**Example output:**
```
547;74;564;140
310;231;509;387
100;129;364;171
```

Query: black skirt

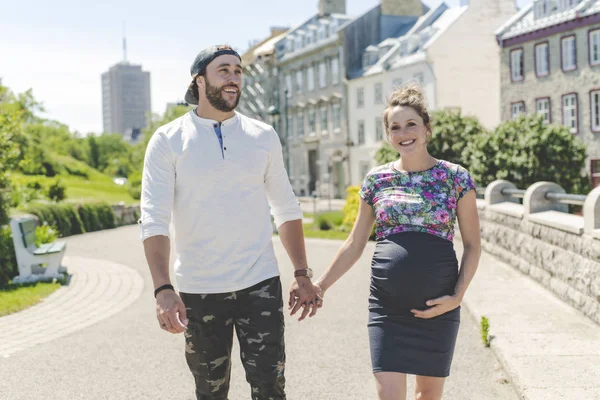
368;231;461;377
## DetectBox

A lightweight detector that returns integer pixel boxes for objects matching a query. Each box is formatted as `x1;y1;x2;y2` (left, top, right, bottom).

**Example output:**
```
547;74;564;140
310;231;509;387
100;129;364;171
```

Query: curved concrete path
0;256;144;357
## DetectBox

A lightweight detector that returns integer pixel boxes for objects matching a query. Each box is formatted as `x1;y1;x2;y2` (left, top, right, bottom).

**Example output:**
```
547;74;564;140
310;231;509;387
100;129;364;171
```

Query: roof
497;0;600;41
356;3;467;79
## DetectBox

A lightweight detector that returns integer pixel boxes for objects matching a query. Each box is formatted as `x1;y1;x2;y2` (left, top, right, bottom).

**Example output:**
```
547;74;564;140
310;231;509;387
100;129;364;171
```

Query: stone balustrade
471;180;600;324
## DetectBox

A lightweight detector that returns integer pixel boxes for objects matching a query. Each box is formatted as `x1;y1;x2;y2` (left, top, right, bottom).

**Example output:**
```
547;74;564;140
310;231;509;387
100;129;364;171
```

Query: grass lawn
302;224;349;240
10;172;136;205
0;281;62;317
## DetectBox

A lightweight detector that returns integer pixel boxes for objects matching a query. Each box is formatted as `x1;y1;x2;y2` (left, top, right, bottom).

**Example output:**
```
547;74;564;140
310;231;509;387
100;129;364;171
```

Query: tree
374;110;486;167
0;81;25;224
88;136;100;169
465;115;590;194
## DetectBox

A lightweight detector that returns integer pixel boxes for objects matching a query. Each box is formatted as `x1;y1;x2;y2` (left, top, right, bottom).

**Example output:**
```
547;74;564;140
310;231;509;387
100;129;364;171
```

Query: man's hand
288;277;323;321
411;295;462;319
156;290;188;334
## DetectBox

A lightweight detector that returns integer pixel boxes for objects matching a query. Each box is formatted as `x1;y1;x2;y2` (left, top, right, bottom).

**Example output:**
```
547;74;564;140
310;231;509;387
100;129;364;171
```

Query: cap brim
184;81;198;105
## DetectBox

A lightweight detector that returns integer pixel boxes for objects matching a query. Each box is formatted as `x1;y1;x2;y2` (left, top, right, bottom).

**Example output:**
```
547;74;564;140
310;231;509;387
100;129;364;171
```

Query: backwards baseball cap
184;45;242;105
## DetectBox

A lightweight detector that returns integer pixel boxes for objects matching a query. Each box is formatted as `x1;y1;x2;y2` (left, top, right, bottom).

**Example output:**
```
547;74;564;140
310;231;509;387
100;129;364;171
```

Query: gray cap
184;45;242;105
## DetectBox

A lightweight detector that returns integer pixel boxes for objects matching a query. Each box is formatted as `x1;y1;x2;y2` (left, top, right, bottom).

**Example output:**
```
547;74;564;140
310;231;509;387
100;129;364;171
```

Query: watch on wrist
294;268;313;279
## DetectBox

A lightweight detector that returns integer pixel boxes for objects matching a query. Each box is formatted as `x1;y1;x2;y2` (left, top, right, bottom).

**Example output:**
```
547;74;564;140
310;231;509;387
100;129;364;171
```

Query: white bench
9;215;67;283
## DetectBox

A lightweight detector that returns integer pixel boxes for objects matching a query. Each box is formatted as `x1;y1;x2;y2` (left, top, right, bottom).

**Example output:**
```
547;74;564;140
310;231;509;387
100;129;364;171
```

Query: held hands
411;295;462;319
156;290;189;334
288;277;324;321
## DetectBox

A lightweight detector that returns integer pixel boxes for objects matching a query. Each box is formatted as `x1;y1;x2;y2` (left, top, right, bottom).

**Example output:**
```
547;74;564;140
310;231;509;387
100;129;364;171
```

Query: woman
314;86;481;400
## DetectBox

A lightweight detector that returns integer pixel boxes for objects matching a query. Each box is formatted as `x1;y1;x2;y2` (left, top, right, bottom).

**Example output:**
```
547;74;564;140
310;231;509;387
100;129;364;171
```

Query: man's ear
196;75;205;89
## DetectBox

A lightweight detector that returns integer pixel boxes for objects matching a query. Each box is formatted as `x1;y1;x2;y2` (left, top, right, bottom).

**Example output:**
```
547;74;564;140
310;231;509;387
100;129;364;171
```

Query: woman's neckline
391;159;441;174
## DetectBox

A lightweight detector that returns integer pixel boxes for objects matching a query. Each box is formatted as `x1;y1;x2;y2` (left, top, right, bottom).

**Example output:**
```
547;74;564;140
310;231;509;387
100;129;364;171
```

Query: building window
317;24;326;41
535;42;549;77
297;111;305;137
562;93;578;133
413;73;424;85
592;159;600;187
374;83;383;104
357;87;364;108
561;35;577;71
295;35;303;51
357;120;365;145
333;104;341;130
307;66;315;91
510;48;524;81
590;29;600;66
320;106;329;133
288;112;295;138
375;117;383;141
511;101;525;119
285;74;292;96
308;109;316;134
591;90;600;131
296;70;303;93
318;62;327;88
536;98;551;124
392;78;403;89
331;57;340;85
287;37;294;52
329;19;338;36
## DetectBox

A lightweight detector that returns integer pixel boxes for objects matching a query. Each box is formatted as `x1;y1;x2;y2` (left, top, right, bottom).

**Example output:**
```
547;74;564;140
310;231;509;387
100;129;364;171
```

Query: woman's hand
411;295;462;319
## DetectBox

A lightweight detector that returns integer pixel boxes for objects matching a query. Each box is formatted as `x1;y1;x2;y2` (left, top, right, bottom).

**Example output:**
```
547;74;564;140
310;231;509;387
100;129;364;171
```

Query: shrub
35;223;59;246
317;216;332;231
25;203;85;237
127;171;142;200
0;225;17;288
47;179;67;202
465;115;590;193
341;186;360;231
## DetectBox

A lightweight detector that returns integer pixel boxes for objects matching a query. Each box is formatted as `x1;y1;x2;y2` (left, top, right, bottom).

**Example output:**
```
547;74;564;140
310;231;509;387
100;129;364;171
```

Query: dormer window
317;24;326;41
533;0;581;19
362;46;379;69
287;37;295;52
399;42;408;57
295;32;304;50
329;19;338;36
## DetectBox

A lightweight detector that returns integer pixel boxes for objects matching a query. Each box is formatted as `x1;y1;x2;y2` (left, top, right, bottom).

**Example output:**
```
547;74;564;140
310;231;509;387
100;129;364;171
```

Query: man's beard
204;77;241;112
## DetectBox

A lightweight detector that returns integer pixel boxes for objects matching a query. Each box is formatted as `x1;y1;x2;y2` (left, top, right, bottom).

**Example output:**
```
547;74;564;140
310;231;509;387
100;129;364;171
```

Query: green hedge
25;202;116;237
0;225;18;288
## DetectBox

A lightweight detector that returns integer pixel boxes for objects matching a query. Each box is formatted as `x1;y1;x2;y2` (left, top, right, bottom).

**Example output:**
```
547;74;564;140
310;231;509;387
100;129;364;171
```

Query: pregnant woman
313;85;481;400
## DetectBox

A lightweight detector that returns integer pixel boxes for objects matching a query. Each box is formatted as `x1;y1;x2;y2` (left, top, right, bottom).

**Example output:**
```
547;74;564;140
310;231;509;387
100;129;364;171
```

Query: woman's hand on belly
410;294;461;319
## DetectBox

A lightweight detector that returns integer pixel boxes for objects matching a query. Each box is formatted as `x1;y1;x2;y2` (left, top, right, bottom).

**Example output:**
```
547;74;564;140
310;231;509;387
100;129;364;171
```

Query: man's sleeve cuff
273;210;304;229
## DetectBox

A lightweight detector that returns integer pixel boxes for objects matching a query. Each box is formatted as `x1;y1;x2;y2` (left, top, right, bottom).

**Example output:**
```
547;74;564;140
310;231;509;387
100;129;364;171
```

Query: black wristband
154;284;175;298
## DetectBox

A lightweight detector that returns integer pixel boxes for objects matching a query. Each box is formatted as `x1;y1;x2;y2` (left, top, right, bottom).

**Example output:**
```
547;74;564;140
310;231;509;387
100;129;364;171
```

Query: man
139;45;321;400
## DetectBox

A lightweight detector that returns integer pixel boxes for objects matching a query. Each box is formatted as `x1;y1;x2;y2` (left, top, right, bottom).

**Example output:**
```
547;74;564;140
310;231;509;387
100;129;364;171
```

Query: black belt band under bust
368;231;461;378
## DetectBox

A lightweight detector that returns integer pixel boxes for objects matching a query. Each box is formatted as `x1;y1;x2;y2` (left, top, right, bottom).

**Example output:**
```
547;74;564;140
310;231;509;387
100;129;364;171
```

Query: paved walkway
1;224;597;399
0;256;144;358
457;238;600;400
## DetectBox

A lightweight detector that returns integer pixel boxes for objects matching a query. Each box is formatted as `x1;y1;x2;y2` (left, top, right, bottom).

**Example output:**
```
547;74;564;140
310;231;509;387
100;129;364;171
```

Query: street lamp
283;88;290;174
267;105;280;133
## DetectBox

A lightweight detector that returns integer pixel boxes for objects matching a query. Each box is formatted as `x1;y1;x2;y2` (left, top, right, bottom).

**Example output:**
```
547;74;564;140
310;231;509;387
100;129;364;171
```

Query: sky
1;0;531;135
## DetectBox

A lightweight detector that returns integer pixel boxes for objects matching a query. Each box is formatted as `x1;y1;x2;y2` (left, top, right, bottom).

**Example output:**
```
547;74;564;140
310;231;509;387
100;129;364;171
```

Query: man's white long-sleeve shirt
139;110;303;294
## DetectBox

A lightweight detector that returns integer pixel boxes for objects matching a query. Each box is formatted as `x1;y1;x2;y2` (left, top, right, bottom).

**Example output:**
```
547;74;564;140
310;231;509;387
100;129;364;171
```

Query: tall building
274;0;353;198
347;0;516;185
238;27;289;123
101;62;151;142
497;0;600;186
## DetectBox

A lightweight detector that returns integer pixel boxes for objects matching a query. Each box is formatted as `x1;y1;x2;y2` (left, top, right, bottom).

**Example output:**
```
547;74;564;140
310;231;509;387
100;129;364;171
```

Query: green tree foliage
465;115;590;193
0;81;26;225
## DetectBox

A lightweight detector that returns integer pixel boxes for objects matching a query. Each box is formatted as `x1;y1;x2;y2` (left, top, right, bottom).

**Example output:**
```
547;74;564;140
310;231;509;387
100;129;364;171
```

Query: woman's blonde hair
383;85;432;141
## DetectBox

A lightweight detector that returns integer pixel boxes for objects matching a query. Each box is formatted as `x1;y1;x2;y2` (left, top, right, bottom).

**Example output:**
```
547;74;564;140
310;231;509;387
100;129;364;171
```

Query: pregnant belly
369;232;459;313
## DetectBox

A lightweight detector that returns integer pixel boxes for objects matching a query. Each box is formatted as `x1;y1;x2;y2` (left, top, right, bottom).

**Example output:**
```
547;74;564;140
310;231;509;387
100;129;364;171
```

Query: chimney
318;0;346;15
381;0;424;17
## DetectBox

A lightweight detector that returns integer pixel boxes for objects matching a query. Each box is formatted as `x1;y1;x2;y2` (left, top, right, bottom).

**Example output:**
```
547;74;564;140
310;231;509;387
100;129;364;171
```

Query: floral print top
359;160;475;242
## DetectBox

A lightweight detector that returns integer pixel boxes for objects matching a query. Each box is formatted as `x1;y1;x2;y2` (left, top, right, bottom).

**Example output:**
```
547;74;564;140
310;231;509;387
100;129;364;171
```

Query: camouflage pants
180;277;286;400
